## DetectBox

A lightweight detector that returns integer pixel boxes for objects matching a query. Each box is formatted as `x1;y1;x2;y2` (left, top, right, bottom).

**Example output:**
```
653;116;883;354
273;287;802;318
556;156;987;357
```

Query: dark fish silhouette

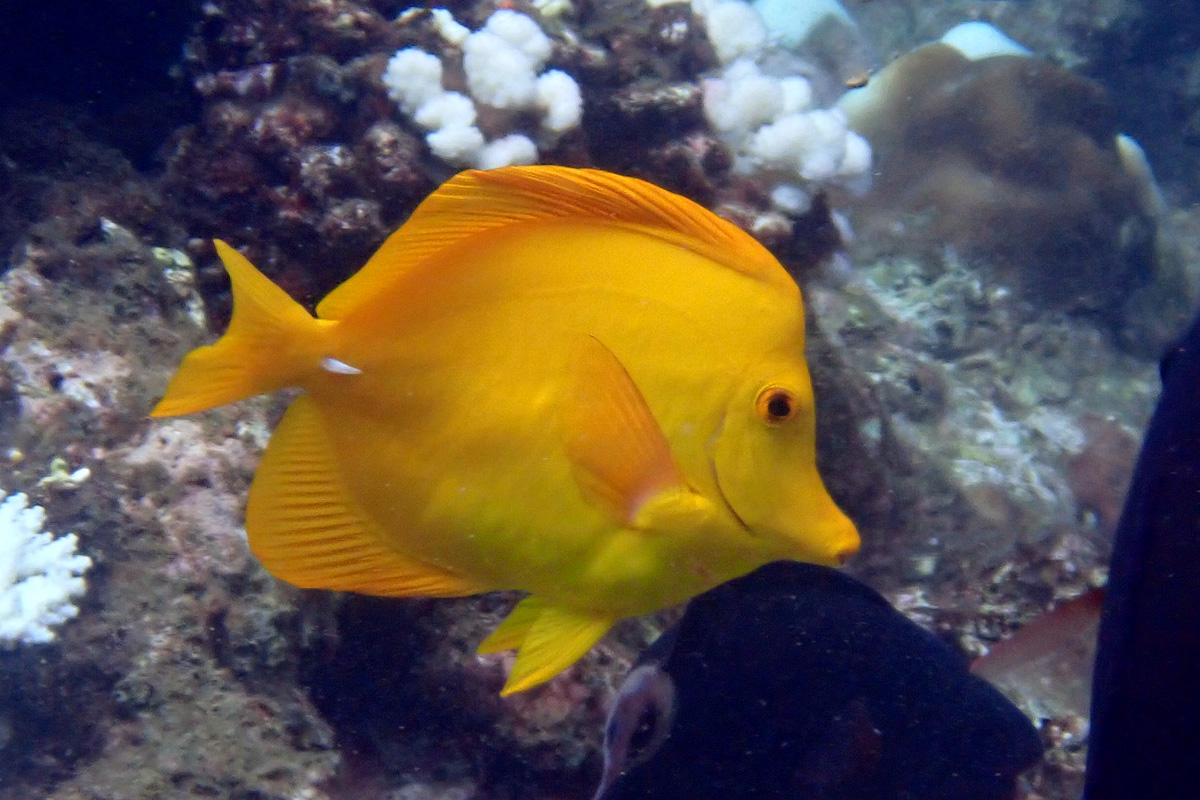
595;561;1042;800
1085;310;1200;798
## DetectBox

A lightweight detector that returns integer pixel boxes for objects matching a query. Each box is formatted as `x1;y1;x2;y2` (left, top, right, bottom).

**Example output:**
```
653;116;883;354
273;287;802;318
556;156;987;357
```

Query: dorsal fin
315;166;793;320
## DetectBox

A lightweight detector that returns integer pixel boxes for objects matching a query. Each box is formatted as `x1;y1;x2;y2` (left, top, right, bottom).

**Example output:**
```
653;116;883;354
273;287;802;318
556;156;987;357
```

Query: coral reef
0;183;340;798
840;38;1159;330
844;0;1200;209
1;0;1198;799
160;0;880;300
813;245;1158;576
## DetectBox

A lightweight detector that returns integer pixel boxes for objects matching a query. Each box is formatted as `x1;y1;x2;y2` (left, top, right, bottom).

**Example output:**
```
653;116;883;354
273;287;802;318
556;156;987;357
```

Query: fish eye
628;700;664;759
756;386;799;425
600;665;676;780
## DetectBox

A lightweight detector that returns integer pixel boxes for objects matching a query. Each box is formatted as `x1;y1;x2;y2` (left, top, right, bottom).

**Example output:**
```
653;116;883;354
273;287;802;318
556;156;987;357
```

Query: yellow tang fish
152;166;859;695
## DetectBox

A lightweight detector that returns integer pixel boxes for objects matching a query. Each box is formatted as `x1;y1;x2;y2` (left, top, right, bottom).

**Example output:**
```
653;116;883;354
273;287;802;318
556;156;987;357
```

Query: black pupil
629;705;660;758
767;394;791;419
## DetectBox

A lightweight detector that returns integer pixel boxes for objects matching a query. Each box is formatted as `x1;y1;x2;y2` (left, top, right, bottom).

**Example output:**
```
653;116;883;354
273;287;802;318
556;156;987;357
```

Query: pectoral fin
479;596;614;696
563;336;688;526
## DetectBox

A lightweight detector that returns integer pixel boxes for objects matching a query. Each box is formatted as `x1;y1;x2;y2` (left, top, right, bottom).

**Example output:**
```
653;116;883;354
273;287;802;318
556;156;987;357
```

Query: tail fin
152;240;326;417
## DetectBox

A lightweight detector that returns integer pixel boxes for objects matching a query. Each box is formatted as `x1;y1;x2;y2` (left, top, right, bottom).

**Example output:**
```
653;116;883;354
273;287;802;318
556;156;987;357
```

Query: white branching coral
701;58;871;210
0;490;91;646
383;9;582;169
690;0;873;210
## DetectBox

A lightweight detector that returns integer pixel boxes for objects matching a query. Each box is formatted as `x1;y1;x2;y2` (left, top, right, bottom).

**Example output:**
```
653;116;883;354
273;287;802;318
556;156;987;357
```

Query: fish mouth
832;535;859;566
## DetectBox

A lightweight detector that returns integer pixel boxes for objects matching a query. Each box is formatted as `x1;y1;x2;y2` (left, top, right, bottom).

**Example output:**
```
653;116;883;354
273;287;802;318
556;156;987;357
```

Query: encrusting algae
152;166;859;695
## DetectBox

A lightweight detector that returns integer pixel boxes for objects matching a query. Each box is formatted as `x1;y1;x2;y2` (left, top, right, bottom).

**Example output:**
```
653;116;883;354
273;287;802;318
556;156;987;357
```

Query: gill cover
710;365;859;566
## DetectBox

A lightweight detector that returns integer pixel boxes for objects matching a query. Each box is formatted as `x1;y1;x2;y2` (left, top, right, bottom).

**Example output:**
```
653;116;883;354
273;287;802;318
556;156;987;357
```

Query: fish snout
826;512;861;566
792;500;860;568
760;490;860;568
833;532;860;566
777;506;864;568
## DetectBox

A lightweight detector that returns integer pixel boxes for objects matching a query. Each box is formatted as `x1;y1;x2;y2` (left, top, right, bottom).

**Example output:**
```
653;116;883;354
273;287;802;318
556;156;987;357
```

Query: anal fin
478;595;546;654
248;394;486;598
479;596;614;696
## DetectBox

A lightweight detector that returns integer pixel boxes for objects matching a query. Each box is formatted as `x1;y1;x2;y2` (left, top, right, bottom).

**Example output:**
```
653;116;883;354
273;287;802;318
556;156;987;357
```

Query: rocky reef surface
1;0;1197;798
